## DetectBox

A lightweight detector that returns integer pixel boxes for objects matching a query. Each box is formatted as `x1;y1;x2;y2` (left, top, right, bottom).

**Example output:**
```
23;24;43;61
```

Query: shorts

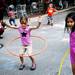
9;18;16;25
48;16;53;20
19;44;32;56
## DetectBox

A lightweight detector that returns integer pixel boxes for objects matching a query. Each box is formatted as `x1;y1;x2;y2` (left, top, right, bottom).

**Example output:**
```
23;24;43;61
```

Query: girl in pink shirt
9;16;41;70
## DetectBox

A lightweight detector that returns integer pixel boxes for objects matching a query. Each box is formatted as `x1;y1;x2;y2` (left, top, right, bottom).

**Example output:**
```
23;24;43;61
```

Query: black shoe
19;64;25;70
15;24;17;26
0;44;3;48
30;64;36;71
0;36;3;39
51;23;53;26
47;22;50;25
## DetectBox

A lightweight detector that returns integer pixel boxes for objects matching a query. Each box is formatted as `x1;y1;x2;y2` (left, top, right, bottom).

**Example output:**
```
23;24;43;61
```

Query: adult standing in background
43;0;50;14
0;0;7;20
26;0;31;14
0;0;7;38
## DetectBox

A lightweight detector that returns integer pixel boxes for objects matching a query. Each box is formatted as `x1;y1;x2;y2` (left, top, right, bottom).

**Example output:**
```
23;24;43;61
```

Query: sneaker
0;36;3;39
51;23;53;26
30;64;36;71
19;64;25;70
0;44;3;48
15;24;17;26
47;21;50;25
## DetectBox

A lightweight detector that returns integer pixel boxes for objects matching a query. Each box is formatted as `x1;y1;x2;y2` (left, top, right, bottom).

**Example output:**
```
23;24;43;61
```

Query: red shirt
47;7;56;16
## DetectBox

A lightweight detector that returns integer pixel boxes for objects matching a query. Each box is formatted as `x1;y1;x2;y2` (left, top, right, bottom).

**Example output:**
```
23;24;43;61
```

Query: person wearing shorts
7;16;41;70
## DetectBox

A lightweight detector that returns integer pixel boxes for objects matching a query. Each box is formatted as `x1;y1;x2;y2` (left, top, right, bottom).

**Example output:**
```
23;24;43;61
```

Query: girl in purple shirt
10;16;41;70
65;12;75;75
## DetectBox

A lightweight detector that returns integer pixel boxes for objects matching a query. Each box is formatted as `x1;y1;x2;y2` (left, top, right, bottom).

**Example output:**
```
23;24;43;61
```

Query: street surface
0;8;75;75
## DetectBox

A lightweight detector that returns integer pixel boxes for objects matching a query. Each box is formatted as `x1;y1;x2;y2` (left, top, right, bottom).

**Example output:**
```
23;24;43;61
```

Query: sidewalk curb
29;6;75;20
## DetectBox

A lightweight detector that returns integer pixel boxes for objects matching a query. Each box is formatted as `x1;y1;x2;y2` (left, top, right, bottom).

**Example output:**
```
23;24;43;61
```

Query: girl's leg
50;16;53;26
27;45;36;70
29;56;36;70
19;54;25;70
47;16;50;25
19;47;27;70
9;19;12;25
72;64;75;75
13;19;16;26
19;54;24;64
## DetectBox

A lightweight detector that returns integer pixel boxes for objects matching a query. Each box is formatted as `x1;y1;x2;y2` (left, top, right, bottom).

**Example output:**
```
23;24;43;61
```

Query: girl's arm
3;22;18;29
30;22;41;31
30;16;41;31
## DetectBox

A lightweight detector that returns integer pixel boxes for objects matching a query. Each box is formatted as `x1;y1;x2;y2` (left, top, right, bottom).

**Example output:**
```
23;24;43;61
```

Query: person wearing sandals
7;16;41;70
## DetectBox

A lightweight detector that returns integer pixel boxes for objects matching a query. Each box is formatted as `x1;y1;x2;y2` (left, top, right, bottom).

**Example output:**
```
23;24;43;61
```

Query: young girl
47;3;57;26
9;16;41;70
65;12;75;75
7;7;16;26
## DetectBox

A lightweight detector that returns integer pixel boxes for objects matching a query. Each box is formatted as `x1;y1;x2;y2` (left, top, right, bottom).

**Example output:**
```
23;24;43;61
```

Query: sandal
19;64;25;70
30;64;36;71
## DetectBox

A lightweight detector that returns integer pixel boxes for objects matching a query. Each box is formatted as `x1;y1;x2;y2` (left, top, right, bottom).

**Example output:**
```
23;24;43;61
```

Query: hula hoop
5;35;47;57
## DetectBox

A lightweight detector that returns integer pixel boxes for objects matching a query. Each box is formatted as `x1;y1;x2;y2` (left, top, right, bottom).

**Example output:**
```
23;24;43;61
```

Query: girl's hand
38;15;42;25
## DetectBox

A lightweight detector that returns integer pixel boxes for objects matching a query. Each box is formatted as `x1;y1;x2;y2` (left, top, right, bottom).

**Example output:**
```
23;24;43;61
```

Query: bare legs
19;54;36;70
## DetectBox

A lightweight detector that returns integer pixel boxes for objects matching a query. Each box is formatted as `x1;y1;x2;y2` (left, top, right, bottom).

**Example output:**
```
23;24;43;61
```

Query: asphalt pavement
0;7;75;75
